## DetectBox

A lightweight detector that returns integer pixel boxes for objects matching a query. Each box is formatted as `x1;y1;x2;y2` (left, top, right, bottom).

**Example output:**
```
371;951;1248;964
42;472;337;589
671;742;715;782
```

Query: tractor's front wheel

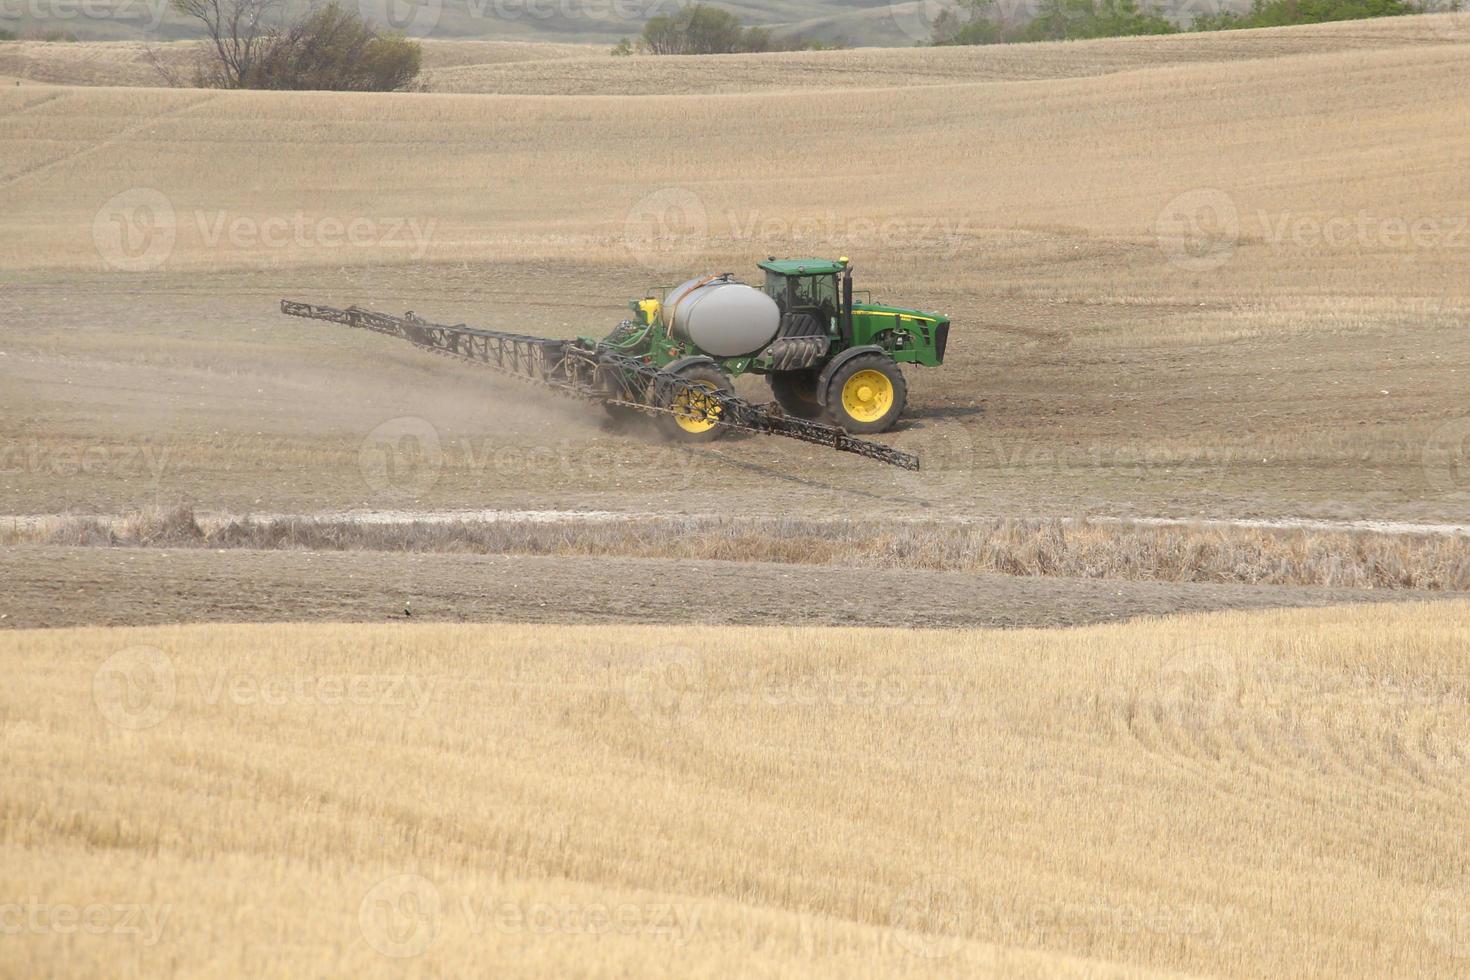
824;354;907;434
655;364;733;443
768;370;825;420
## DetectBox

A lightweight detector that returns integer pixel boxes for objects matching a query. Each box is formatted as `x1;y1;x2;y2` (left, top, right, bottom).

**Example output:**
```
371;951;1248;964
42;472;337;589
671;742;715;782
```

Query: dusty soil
0;543;1440;630
4;265;1466;524
4;35;1467;634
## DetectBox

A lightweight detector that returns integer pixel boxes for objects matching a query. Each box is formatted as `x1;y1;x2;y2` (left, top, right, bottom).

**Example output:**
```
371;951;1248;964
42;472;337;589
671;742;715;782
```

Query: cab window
792;274;838;324
808;274;837;310
763;272;790;311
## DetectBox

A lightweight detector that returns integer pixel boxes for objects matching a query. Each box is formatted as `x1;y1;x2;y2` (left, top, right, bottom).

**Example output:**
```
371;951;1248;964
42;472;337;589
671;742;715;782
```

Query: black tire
823;354;907;434
768;370;825;420
655;364;734;443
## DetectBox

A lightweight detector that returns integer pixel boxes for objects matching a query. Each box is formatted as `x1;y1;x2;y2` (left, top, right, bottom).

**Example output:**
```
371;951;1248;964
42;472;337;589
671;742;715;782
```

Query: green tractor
592;257;951;440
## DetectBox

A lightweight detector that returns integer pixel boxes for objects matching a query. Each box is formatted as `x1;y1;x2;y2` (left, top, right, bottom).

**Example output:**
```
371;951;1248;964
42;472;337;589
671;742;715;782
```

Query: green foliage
636;4;836;55
0;29;16;41
170;0;418;90
246;2;421;91
936;0;1420;44
936;0;1176;44
1192;0;1414;29
1026;0;1176;38
642;4;755;53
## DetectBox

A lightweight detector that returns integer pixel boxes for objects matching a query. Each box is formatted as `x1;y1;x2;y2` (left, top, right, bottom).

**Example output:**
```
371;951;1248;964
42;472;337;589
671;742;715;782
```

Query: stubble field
5;601;1470;977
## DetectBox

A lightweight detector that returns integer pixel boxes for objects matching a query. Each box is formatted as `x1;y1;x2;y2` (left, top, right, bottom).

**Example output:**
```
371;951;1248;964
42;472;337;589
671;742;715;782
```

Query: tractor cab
757;256;949;367
758;256;849;341
750;255;952;434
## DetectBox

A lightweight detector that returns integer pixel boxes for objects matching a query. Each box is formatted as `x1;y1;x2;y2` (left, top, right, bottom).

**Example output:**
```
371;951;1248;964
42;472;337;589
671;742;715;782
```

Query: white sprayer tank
663;276;781;358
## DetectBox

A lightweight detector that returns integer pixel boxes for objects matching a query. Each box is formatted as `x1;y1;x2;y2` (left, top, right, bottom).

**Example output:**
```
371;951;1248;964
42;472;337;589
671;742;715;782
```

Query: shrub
246;4;421;91
170;0;420;91
631;4;835;55
937;0;1175;44
642;4;763;54
935;0;1419;43
1193;0;1414;29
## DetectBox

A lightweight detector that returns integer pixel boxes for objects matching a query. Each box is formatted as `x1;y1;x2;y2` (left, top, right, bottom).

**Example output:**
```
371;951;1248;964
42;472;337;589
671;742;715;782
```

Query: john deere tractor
597;257;950;441
281;256;950;468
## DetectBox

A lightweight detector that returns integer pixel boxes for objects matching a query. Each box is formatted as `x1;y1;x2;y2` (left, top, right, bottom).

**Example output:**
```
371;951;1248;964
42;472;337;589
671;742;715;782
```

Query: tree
934;0;1175;44
246;3;421;91
170;0;279;88
167;0;420;91
1193;0;1413;29
639;4;775;54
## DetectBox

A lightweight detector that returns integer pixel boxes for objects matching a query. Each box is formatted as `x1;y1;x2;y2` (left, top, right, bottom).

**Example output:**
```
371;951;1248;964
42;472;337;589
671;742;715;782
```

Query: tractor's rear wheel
768;370;825;420
824;354;907;434
656;364;733;443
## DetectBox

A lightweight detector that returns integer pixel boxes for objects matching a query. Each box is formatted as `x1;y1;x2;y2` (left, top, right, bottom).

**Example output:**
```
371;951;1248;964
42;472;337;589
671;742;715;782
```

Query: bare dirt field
4;602;1469;976
1;542;1440;629
4;24;1470;526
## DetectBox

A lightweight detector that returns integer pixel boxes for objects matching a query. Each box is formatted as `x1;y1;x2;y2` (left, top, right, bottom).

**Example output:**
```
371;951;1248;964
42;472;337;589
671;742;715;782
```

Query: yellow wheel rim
673;382;722;433
841;369;895;424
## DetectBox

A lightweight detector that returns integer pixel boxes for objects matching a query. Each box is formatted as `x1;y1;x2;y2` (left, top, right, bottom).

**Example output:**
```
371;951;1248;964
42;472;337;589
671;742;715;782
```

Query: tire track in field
1118;694;1448;859
0;89;69;119
0;92;219;192
1119;665;1470;847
